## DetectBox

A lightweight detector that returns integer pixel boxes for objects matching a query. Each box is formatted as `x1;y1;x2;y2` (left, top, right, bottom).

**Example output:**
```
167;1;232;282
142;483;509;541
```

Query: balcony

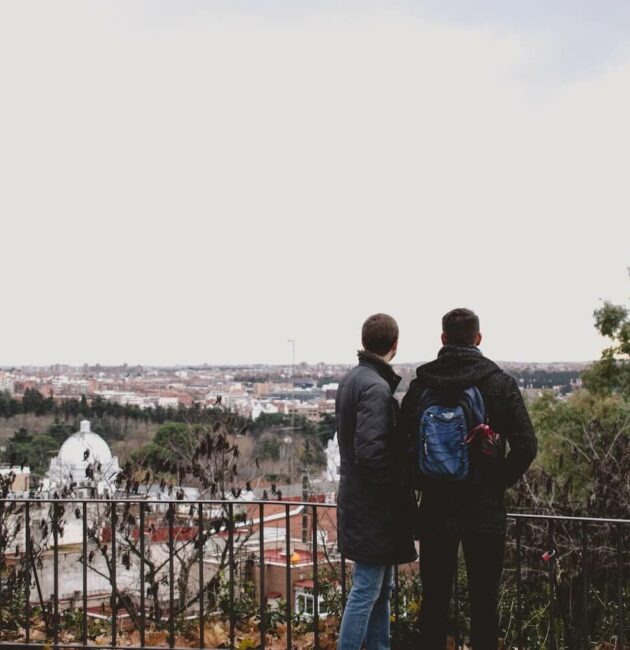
0;498;628;649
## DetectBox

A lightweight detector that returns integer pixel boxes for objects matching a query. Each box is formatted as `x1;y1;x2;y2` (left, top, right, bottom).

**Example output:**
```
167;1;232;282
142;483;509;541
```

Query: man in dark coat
336;313;417;650
399;308;537;649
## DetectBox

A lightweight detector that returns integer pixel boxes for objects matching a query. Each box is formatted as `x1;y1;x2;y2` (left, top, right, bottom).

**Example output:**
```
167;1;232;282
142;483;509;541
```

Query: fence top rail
0;497;338;509
507;512;630;525
1;497;629;525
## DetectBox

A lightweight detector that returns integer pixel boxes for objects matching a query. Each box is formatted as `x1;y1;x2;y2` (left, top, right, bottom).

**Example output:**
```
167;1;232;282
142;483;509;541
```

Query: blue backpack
417;387;486;482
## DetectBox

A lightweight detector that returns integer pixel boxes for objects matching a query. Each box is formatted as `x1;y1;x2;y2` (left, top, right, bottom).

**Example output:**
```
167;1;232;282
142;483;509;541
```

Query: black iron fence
505;513;628;650
0;498;628;649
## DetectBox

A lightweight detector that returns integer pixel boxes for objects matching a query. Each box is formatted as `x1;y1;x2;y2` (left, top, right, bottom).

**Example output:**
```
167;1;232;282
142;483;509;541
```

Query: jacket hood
415;345;500;391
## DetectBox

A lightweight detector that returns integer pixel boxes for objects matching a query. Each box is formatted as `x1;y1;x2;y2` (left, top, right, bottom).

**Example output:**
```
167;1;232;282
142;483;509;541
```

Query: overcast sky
1;1;629;366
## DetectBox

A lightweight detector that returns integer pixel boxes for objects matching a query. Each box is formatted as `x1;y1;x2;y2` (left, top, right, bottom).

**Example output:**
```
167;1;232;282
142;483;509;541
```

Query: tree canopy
582;272;630;396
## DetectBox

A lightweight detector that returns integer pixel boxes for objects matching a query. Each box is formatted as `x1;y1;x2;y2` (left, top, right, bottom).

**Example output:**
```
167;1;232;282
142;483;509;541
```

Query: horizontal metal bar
0;497;339;509
1;498;627;524
507;513;630;525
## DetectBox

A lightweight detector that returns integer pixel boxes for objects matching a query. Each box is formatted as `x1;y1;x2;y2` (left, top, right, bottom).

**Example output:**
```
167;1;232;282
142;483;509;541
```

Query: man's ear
475;332;482;346
441;332;448;345
391;339;399;356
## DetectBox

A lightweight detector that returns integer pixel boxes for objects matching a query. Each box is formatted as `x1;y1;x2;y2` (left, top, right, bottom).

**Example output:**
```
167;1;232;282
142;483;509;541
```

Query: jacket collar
415;344;499;391
437;344;483;359
357;349;401;392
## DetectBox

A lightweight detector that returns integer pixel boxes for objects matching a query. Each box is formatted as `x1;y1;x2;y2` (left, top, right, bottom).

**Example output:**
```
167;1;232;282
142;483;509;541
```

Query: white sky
1;1;629;366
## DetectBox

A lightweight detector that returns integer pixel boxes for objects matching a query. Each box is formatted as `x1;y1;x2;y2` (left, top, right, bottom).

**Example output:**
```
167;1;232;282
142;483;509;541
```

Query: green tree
526;389;630;516
4;430;59;475
29;435;59;475
2;428;31;467
21;388;54;415
253;436;281;461
132;422;196;469
582;273;630;396
504;271;630;646
46;419;74;444
11;427;31;444
251;412;315;436
0;390;20;418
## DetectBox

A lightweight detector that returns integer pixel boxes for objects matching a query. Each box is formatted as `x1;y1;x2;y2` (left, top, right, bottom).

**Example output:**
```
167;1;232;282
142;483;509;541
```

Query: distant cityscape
0;359;589;422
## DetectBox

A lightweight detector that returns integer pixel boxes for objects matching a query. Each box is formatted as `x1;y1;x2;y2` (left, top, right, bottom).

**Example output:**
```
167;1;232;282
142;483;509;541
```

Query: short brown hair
361;313;399;356
442;308;480;345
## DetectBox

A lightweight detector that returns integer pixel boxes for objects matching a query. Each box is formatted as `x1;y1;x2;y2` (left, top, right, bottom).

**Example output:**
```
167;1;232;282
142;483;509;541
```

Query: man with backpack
336;313;417;650
399;308;537;649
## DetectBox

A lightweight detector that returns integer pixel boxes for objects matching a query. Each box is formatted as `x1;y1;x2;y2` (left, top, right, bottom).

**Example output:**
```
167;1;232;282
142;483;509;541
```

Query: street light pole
288;339;307;539
288;339;295;481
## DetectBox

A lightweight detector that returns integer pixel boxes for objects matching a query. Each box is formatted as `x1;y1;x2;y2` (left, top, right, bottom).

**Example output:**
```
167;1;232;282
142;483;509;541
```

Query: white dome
47;420;120;494
58;431;113;466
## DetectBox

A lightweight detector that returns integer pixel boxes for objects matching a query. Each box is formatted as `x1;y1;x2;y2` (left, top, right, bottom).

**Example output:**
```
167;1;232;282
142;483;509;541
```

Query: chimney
80;420;91;434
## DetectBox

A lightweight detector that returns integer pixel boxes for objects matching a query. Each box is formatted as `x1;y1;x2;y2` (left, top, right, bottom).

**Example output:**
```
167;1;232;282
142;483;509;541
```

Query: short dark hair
362;313;399;356
442;308;480;345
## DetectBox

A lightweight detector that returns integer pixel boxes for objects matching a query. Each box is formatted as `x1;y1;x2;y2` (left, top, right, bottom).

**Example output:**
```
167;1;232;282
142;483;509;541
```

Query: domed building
47;420;120;495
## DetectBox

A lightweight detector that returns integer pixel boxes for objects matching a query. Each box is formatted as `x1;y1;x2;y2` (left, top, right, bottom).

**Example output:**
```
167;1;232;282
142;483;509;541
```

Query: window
294;590;328;617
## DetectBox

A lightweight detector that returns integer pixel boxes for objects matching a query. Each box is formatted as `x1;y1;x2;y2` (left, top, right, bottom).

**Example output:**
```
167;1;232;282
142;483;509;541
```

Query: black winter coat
399;345;538;535
336;352;418;565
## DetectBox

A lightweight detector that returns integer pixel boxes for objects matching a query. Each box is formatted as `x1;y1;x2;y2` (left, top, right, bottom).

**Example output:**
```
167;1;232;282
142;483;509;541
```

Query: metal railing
0;498;628;649
506;513;629;650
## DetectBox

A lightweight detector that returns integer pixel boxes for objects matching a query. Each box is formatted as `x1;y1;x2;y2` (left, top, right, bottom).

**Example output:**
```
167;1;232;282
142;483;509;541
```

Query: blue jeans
337;563;394;650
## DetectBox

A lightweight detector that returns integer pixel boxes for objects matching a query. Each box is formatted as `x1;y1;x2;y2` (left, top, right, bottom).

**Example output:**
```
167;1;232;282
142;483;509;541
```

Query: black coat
336;351;418;565
399;345;538;535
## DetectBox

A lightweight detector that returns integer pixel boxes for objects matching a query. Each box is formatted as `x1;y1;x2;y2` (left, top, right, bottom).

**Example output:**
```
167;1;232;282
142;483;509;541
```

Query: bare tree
75;408;257;642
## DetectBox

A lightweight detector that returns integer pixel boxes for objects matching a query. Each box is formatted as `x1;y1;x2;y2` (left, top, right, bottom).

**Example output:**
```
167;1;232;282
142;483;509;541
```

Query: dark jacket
399;345;538;535
336;351;418;565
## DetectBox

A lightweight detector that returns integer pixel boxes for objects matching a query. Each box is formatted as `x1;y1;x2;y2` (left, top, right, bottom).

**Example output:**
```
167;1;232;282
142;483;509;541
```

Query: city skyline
0;357;594;370
0;357;583;429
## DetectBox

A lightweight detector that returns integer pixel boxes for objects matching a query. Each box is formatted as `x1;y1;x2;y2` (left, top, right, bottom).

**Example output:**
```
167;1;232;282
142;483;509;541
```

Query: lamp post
288;339;308;540
288;338;296;480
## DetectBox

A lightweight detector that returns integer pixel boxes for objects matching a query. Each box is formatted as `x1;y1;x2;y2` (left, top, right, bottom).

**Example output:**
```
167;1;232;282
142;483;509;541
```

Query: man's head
361;313;399;361
441;308;482;346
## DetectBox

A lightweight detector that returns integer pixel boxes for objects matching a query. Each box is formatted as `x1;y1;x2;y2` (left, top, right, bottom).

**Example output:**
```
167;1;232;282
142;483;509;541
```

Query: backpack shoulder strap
417;387;442;414
462;386;486;424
